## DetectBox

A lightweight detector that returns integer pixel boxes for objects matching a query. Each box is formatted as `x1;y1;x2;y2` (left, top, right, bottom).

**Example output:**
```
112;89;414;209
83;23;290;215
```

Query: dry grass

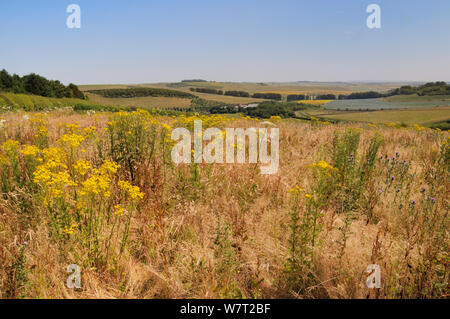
0;109;448;299
85;93;192;109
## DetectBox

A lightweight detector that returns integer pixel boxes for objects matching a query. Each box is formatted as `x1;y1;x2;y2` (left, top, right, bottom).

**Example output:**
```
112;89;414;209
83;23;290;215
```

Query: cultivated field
155;81;410;95
325;97;450;111
84;93;192;109
0;109;448;299
322;106;450;126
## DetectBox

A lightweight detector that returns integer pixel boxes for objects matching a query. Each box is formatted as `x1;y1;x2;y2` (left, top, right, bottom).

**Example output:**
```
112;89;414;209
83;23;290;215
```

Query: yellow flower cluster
113;204;126;216
33;147;77;204
0;154;9;165
269;116;282;123
34;168;76;202
80;174;111;198
63;224;77;235
30;113;49;138
308;160;337;170
21;145;40;157
289;185;304;194
73;159;91;176
298;100;332;106
60;123;81;134
175;114;231;130
289;185;313;199
58;133;85;149
118;180;144;200
413;124;426;131
77;160;119;198
79;161;118;198
310;117;331;125
1;140;20;153
385;122;400;128
42;147;67;169
99;160;119;175
83;126;98;138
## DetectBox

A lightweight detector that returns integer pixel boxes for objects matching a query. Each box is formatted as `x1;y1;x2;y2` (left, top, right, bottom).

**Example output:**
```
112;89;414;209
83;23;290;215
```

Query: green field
383;94;450;103
321;106;450;126
325;96;450;110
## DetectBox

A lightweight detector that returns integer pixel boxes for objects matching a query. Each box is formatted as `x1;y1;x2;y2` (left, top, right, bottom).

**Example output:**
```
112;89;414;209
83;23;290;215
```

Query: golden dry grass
85;93;192;109
0;110;448;299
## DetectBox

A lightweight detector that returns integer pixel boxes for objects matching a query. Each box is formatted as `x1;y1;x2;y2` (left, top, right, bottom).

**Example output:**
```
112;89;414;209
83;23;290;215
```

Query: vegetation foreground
0;109;448;299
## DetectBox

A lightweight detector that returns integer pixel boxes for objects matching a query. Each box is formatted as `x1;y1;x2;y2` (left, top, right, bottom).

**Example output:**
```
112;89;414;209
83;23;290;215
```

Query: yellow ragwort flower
118;180;144;200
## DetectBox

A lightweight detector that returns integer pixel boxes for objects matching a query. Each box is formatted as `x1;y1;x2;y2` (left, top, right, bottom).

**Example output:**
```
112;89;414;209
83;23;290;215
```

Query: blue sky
0;0;449;84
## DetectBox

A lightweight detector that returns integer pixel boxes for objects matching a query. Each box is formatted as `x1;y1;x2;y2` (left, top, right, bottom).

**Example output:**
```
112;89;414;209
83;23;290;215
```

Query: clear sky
0;0;449;84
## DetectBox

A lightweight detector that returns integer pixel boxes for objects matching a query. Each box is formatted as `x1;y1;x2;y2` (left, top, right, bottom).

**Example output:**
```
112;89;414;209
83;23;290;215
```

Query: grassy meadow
84;92;192;109
325;97;450;111
0;92;90;111
0;108;448;299
320;107;450;126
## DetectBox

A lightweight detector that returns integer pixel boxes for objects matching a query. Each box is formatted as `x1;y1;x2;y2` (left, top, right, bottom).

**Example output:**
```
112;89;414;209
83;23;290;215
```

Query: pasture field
84;92;192;109
79;82;414;106
160;81;409;95
384;94;450;103
325;98;450;111
322;106;450;126
0;109;448;299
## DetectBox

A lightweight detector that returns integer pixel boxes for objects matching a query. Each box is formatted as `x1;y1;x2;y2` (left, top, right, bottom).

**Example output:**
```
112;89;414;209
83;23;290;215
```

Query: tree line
0;69;85;99
88;87;196;99
208;101;307;118
392;82;450;96
252;93;282;100
190;88;224;95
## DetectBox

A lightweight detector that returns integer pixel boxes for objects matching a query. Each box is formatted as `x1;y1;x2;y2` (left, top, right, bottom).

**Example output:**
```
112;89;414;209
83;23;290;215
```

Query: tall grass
0;109;448;298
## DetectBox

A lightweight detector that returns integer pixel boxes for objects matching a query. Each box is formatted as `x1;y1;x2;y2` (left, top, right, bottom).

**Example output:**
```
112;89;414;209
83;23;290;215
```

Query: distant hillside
338;82;450;100
0;92;90;111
